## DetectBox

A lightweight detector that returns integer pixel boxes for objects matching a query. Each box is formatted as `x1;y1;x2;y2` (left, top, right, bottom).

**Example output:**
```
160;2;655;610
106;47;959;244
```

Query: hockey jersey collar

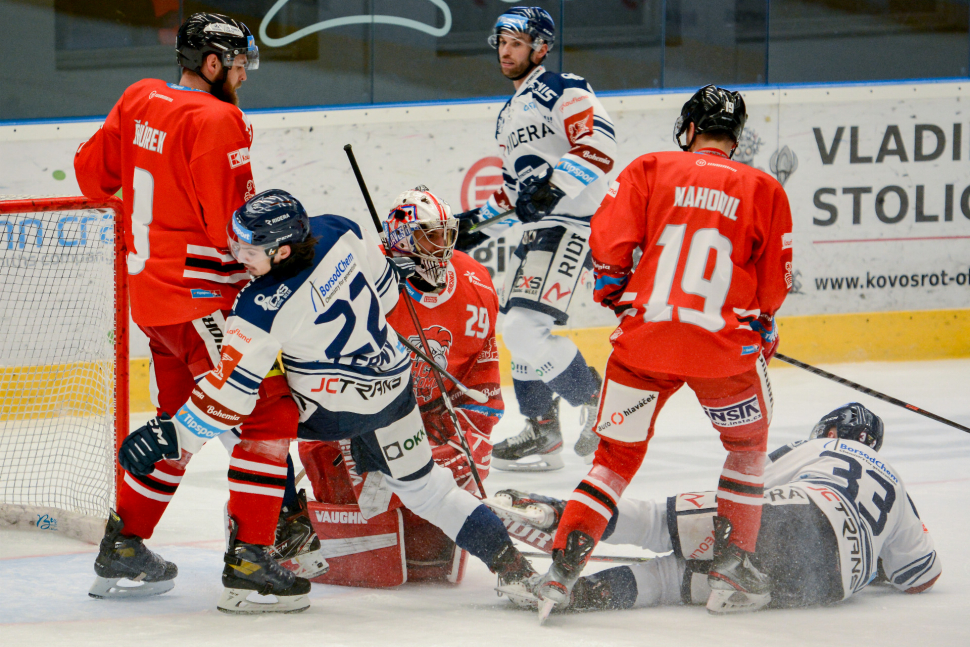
514;65;547;100
403;263;457;309
695;147;731;159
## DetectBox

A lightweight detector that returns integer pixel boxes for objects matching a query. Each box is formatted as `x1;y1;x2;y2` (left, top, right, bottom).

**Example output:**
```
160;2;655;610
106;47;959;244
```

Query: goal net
0;196;128;543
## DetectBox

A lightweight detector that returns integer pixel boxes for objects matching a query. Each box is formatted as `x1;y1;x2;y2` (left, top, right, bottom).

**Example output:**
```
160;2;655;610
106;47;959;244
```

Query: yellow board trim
10;309;962;414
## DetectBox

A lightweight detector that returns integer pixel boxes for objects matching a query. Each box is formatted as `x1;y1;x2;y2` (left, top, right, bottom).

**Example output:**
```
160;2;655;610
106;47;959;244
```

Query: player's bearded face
497;34;536;80
211;55;248;106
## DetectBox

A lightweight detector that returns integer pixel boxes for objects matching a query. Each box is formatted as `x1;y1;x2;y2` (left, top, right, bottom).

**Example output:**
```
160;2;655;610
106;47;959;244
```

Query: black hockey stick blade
774;353;970;434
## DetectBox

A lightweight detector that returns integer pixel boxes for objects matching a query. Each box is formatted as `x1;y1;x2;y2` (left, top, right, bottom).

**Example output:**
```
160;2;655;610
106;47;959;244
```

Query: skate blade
217;588;310;614
706;588;771;614
280;551;329;579
484;498;551;529
537;598;557;625
495;583;540;610
88;576;174;599
492;454;564;473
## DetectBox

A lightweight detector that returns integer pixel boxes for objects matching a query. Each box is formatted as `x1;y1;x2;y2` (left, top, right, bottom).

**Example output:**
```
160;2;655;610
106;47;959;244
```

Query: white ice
2;359;968;646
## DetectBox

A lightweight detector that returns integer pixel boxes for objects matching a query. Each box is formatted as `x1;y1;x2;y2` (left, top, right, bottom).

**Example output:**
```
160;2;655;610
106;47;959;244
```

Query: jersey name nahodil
75;78;255;326
172;216;408;445
591;150;793;377
765;439;940;598
481;65;617;233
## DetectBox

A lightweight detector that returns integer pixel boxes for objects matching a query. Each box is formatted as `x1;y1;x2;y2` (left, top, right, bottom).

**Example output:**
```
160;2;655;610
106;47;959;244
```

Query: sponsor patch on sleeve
191;289;222;299
782;232;793;250
207;346;243;389
607;180;620;198
228;147;251;169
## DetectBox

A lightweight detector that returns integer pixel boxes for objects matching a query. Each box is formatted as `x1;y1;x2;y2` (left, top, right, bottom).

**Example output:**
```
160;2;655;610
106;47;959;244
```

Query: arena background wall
1;80;967;410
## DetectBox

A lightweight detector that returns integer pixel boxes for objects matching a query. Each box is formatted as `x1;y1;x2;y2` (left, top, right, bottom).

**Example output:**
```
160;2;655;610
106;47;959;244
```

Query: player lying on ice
294;186;505;585
489;404;941;616
112;189;537;613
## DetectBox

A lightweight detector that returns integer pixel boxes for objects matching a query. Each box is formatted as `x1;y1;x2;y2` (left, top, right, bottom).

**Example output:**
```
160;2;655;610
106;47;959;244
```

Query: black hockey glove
455;209;490;252
386;256;417;289
516;171;565;223
119;414;180;476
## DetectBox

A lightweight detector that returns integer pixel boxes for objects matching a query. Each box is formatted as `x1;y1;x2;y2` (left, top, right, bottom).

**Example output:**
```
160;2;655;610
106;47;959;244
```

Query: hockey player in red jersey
298;186;505;584
75;13;304;611
536;86;793;616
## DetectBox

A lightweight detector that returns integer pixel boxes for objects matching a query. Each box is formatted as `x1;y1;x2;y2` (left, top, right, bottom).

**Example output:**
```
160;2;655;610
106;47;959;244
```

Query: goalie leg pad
306;501;406;587
402;509;468;584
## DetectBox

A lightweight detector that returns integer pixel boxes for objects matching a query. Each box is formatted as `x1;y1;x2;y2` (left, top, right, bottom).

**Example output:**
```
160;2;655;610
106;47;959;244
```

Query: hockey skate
490;542;540;605
536;530;595;624
492;399;563;472
89;510;177;599
218;518;312;614
271;489;329;579
486;489;565;532
574;369;603;463
706;516;771;614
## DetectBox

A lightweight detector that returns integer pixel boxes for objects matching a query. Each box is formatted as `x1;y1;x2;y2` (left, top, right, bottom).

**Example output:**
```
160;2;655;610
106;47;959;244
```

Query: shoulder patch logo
254;283;293;311
228;147;251;169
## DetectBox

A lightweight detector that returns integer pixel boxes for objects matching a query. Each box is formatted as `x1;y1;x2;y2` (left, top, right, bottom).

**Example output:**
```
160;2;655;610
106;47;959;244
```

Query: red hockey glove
743;314;779;363
592;258;631;311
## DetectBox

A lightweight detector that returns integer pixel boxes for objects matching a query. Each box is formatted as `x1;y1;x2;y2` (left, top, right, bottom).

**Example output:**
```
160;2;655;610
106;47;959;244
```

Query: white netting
0;197;119;529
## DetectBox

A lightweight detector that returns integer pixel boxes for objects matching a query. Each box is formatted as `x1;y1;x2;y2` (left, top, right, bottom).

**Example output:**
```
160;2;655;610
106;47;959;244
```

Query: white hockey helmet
383;186;457;290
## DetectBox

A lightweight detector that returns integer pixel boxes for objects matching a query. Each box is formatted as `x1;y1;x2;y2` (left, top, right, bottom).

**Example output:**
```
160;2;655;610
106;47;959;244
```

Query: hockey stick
774;353;970;434
465;208;515;233
394;334;487;404
518;550;653;564
343;144;488;497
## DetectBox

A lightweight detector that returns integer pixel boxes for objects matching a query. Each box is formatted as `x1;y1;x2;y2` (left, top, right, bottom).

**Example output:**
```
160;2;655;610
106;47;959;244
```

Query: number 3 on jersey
128;166;154;275
465;305;488;339
641;224;733;332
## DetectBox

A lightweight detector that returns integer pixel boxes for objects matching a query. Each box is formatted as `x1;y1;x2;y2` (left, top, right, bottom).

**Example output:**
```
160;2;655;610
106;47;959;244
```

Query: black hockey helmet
176;13;259;76
229;189;310;260
488;7;556;51
674;85;747;151
809;403;885;451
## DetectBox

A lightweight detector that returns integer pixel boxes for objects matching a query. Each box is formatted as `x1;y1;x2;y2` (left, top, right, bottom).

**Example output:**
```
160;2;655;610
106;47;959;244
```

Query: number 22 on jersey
641;224;733;332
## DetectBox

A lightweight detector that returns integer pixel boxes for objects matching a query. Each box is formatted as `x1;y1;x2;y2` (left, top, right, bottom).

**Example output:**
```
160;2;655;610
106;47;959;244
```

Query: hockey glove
743;314;779;363
455;209;490;252
421;397;457;445
386;256;417;289
516;171;565;223
119;414;181;476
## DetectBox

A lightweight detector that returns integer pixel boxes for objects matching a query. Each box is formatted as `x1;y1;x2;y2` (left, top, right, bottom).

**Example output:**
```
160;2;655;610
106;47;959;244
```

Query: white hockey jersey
479;65;617;235
765;438;940;598
173;215;410;446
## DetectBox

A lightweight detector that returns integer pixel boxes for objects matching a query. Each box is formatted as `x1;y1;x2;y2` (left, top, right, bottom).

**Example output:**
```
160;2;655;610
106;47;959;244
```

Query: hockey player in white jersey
490;404;941;615
116;190;537;613
455;7;617;471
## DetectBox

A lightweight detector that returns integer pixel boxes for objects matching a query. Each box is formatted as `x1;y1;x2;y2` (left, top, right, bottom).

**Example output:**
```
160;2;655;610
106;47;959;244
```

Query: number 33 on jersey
590;150;793;377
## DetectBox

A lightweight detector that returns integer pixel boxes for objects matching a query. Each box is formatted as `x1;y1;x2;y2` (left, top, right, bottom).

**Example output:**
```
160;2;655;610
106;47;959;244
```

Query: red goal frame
0;196;128;498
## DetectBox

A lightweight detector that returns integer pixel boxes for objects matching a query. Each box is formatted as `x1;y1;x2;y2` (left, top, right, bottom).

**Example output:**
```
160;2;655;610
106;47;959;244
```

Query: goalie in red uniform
297;186;504;585
536;86;793;616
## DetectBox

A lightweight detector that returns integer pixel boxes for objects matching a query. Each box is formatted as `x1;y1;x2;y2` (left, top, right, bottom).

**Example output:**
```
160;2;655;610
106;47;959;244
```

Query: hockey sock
454;504;515;567
716;451;766;552
513;377;556;419
281;453;298;510
555;464;631;552
228;444;288;545
116;457;188;539
546;352;600;407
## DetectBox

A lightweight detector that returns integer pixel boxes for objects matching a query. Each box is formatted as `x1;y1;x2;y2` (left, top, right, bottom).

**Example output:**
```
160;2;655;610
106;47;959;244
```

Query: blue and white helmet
228;189;310;260
488;7;555;51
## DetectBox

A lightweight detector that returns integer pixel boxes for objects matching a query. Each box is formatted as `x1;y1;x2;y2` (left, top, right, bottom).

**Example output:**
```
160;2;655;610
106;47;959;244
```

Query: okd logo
703;395;762;428
382;428;426;461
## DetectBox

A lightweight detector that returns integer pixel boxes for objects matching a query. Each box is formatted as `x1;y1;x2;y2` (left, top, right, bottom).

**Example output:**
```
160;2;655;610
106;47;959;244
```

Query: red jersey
75;78;255;327
591;149;793;377
387;251;503;477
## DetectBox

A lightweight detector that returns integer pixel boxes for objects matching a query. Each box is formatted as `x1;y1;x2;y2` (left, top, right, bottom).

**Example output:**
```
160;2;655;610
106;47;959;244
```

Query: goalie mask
384;186;457;291
809;403;884;451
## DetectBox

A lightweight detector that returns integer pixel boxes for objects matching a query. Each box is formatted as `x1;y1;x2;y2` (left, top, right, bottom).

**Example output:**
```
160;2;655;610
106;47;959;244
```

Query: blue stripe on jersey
459;404;504;419
227;369;260;393
375;264;394;294
283;355;411;378
555;158;599;186
593;116;615;138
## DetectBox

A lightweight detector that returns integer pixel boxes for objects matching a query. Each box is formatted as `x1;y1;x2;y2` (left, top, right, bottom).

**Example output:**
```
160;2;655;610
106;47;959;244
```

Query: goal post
0;195;128;544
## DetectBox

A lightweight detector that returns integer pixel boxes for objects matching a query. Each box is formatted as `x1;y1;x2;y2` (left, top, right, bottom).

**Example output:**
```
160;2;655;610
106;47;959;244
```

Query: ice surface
2;359;968;646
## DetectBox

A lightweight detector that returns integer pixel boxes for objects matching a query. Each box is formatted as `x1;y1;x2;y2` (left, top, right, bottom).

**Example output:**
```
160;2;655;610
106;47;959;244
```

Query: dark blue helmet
674;85;747;151
488;7;556;51
809;403;885;451
229;189;309;257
